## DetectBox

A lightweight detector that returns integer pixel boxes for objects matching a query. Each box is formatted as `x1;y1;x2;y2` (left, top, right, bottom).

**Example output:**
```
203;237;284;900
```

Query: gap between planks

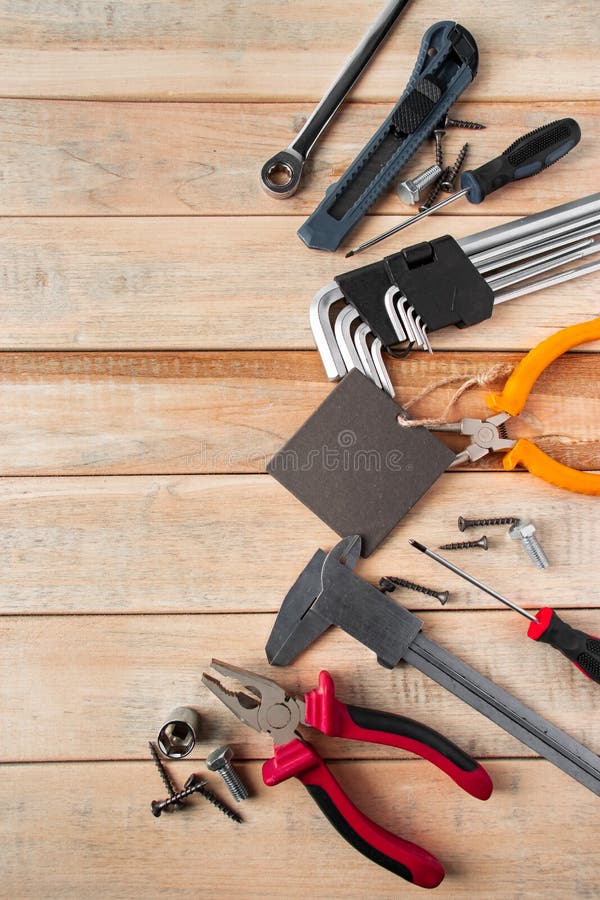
1;610;599;762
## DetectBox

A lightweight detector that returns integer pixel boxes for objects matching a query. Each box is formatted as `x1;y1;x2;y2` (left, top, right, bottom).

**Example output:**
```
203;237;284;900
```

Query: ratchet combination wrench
260;0;411;199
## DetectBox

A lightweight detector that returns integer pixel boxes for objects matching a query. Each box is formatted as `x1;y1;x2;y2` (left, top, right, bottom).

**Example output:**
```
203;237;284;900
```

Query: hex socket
157;706;201;759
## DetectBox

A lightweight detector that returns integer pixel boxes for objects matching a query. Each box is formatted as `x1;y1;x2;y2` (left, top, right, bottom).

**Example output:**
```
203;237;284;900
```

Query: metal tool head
266;536;423;669
264;542;356;666
435;412;515;466
309;282;348;381
260;149;305;199
460;412;515;462
202;659;306;745
266;537;361;668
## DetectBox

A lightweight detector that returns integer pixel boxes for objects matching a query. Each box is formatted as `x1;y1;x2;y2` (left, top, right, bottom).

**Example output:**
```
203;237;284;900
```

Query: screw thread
148;741;180;800
412;164;442;192
151;778;206;816
439;537;488;551
419;171;447;211
458;516;519;531
434;131;444;169
198;784;243;823
441;142;469;191
398;164;442;204
218;763;249;802
521;535;549;569
446;117;485;130
380;576;448;605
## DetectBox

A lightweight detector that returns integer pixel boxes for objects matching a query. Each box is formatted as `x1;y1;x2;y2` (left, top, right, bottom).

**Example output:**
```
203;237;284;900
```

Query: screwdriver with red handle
410;539;600;684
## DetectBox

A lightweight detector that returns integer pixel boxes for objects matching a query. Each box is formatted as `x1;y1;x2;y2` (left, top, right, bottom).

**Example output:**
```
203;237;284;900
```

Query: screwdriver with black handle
346;118;582;256
410;539;600;684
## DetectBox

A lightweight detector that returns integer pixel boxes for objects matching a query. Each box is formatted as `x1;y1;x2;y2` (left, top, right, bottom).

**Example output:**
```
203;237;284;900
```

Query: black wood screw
148;741;183;811
419;168;448;211
151;773;244;823
439;536;488;551
196;779;243;823
441;142;469;192
445;116;486;130
380;576;449;605
458;516;519;531
151;774;208;817
433;129;445;169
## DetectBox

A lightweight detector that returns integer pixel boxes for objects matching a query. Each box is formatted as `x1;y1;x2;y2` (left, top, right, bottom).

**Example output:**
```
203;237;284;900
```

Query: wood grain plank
0;99;597;215
0;350;598;474
1;611;599;762
2;215;599;351
1;473;597;616
1;759;597;899
0;1;598;101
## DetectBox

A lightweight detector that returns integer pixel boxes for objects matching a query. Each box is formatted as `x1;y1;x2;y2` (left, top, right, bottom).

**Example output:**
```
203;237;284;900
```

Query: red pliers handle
263;671;492;888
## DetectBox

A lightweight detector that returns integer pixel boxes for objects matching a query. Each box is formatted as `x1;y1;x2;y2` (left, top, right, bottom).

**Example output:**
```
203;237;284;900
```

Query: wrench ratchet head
260;149;305;198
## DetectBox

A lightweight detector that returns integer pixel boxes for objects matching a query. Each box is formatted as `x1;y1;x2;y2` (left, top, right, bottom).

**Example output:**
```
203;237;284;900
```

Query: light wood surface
1;2;599;897
0;473;597;614
1;215;598;351
0;100;596;215
1;760;598;899
0;0;598;100
0;350;598;474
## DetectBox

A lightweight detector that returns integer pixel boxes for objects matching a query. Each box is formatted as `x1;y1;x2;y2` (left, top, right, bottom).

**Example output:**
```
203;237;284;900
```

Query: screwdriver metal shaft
345;190;467;256
346;118;581;258
410;540;600;685
408;540;537;621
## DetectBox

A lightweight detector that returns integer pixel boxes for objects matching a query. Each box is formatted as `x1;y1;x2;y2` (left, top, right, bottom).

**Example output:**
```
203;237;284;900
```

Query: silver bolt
397;164;443;205
206;745;249;802
509;519;549;569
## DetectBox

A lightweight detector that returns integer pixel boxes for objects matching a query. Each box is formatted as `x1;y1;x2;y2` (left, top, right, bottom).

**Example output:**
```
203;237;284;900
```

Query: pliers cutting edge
430;317;600;494
202;659;492;888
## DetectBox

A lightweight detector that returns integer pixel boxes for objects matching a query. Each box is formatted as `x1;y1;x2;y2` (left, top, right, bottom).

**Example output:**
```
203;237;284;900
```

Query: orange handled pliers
431;318;600;495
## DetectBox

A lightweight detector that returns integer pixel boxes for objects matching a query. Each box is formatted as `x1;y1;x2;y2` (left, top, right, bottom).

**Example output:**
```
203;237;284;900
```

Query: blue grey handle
460;118;582;204
297;21;479;252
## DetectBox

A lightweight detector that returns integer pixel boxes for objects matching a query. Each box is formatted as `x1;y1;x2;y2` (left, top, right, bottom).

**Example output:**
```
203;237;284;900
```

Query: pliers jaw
201;659;306;746
430;411;515;466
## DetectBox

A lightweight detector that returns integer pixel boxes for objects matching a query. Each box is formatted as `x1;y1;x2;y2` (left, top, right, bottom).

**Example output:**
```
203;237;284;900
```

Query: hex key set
145;2;600;889
311;192;600;390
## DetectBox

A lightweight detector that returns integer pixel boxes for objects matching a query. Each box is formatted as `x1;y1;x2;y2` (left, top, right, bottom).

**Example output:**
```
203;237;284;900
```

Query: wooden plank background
0;2;599;897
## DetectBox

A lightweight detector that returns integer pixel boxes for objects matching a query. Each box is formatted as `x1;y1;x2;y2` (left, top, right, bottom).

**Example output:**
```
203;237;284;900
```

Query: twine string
397;363;515;428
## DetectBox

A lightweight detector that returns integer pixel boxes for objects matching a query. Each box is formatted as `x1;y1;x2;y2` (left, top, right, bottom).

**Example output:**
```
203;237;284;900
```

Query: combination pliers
202;659;492;888
430;317;600;494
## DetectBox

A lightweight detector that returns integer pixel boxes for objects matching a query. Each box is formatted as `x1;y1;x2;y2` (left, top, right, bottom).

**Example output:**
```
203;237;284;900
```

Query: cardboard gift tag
267;369;455;556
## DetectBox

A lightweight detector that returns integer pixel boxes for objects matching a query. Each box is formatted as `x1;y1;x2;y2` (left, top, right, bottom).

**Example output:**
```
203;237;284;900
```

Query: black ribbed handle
461;118;581;204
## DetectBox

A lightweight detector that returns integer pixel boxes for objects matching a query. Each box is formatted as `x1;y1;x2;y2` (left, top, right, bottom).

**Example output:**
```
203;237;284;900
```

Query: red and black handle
263;737;444;888
304;671;493;800
527;608;600;683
